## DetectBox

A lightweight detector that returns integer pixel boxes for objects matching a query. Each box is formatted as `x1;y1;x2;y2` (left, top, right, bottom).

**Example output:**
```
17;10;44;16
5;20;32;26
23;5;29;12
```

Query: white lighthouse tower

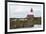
27;8;34;18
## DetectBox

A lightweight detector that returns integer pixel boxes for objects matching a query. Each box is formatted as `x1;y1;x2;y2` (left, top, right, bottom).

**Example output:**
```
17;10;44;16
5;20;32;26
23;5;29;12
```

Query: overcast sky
8;2;43;18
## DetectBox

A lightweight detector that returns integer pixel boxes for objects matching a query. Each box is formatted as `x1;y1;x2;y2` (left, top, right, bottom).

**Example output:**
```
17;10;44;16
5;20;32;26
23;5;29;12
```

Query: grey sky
8;2;43;18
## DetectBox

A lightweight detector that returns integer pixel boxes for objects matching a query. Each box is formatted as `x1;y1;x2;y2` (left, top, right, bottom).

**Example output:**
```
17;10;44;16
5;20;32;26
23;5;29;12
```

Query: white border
7;2;43;32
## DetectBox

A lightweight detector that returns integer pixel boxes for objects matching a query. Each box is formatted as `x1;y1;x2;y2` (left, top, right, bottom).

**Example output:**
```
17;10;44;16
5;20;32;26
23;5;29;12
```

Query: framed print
5;0;45;34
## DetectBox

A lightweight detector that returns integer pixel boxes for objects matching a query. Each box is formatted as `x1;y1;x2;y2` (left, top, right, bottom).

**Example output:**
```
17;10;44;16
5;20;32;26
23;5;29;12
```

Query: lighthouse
27;8;34;18
24;8;34;27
